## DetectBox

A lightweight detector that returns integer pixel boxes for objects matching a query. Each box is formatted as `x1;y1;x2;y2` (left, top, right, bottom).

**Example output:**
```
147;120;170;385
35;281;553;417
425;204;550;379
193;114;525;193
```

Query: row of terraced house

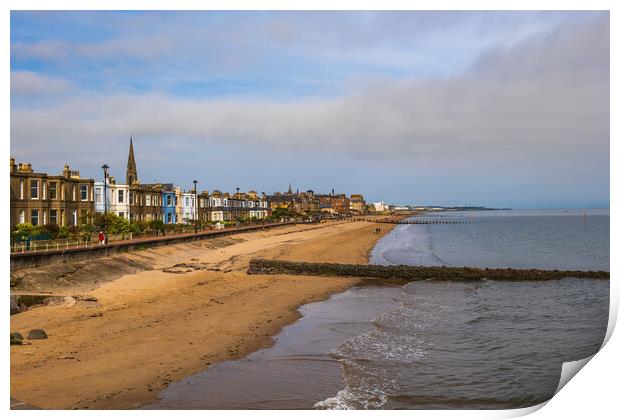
10;138;368;230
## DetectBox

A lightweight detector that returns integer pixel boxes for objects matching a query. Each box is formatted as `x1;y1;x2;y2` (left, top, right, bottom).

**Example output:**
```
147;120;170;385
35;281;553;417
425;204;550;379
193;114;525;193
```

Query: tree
79;223;94;241
272;207;292;219
57;226;72;239
149;219;166;236
93;213;133;235
12;223;35;242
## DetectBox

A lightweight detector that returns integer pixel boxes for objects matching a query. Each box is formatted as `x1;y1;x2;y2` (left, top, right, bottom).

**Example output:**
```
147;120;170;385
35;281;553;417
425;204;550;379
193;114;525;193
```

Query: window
19;210;25;224
80;185;88;201
49;182;57;199
118;190;124;203
95;188;102;204
129;192;134;205
31;209;39;226
31;180;39;199
167;195;173;206
118;212;124;219
50;210;58;225
185;197;189;206
146;194;152;206
19;180;24;199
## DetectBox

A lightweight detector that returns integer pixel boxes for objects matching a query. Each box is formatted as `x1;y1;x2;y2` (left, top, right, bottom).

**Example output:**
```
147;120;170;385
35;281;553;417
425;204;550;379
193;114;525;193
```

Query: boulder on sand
27;329;48;339
10;332;23;345
10;296;20;315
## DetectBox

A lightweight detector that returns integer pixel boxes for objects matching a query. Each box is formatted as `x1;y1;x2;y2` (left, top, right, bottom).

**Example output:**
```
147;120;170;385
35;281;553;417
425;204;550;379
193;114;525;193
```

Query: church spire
126;135;138;185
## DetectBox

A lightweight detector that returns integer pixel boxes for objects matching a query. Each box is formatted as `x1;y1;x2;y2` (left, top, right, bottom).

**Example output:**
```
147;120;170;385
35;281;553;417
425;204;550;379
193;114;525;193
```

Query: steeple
287;182;293;195
126;135;138;185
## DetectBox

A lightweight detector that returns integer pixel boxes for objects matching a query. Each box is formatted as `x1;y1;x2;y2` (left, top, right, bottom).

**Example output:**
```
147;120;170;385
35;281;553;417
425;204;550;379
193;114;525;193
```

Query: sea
146;209;610;410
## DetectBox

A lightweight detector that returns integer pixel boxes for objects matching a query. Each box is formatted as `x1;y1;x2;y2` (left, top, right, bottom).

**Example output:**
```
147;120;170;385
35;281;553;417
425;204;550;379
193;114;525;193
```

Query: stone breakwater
247;259;610;281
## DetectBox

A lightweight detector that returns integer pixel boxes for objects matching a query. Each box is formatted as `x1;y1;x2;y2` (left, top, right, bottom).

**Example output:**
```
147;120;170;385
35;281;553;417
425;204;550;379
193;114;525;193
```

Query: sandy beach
10;220;393;409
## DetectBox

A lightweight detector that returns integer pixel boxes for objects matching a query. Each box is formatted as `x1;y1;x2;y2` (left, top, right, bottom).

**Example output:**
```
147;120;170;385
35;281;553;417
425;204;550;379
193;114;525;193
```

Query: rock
27;329;48;340
10;273;24;288
163;262;210;274
246;259;610;281
74;295;98;302
10;296;20;315
10;332;23;345
62;296;77;307
89;311;103;317
76;300;101;309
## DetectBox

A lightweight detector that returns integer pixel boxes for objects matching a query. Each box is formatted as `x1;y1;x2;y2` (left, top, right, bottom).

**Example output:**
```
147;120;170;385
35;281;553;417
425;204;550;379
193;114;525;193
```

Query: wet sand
10;220;393;409
145;285;401;409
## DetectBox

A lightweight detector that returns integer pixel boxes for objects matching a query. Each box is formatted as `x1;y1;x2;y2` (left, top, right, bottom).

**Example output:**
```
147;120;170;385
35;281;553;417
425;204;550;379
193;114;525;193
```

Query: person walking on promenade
98;231;105;245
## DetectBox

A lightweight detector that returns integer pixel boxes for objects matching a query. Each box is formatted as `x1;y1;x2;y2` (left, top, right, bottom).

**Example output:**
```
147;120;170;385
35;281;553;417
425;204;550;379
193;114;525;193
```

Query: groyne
247;259;609;281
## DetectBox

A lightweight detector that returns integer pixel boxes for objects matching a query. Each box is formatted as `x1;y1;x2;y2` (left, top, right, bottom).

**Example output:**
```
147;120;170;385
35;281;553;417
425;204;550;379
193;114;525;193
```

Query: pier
361;218;472;225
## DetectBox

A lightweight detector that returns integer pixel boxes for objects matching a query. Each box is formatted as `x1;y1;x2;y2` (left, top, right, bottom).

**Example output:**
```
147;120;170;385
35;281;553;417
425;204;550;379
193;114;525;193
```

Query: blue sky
10;11;610;208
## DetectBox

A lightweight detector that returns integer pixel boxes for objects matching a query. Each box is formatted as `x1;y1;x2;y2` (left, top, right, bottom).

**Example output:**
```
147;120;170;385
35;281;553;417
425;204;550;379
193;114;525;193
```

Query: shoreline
10;220;395;409
147;283;404;409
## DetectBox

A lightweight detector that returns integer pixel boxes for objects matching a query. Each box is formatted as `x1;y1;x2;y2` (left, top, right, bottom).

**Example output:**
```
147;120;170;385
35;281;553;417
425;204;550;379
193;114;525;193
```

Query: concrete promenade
10;221;296;271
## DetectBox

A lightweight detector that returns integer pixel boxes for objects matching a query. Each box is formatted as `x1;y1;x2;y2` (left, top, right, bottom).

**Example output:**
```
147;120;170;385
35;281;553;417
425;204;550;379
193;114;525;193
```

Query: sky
10;11;610;208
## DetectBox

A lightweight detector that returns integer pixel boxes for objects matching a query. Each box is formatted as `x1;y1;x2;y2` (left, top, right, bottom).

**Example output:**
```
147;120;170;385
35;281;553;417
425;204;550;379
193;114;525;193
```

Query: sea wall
247;259;610;281
10;223;294;271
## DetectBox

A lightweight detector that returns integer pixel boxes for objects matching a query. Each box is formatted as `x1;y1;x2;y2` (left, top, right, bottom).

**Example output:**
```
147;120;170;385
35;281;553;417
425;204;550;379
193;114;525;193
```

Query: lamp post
236;187;240;225
101;164;109;245
193;179;198;234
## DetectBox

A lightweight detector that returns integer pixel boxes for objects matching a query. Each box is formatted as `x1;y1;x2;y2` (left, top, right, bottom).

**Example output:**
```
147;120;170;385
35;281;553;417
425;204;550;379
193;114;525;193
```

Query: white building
94;178;130;220
373;201;388;212
180;191;196;223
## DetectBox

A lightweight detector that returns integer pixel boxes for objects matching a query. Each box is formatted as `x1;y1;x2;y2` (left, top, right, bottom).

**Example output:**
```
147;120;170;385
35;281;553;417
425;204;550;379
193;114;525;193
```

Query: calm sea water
147;209;610;410
370;209;609;271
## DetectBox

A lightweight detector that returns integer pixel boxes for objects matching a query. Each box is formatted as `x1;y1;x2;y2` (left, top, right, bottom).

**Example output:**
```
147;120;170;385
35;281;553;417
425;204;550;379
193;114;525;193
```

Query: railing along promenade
11;225;224;254
10;221;299;270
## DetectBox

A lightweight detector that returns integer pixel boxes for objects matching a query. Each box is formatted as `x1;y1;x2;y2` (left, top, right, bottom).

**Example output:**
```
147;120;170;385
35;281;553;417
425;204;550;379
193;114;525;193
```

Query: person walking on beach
98;231;105;245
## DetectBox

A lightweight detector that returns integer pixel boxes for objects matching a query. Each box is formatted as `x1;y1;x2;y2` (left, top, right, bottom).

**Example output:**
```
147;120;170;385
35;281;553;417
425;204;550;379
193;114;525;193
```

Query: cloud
11;11;598;85
10;70;73;96
10;13;609;206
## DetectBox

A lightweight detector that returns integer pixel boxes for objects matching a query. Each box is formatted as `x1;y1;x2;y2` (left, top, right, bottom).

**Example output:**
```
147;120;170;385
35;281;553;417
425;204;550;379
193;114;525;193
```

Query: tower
126;136;138;185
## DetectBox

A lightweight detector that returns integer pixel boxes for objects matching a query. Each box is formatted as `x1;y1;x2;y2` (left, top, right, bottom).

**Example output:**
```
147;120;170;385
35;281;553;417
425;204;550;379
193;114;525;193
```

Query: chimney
10;158;16;173
17;163;33;173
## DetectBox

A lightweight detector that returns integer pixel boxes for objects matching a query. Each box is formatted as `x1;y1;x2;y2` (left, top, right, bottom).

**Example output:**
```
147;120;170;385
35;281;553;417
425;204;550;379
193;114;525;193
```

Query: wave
315;287;436;410
371;224;451;267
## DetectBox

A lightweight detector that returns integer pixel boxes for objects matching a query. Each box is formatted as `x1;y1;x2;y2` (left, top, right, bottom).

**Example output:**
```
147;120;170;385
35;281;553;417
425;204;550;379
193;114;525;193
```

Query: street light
101;164;109;245
193;179;198;234
236;187;240;225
